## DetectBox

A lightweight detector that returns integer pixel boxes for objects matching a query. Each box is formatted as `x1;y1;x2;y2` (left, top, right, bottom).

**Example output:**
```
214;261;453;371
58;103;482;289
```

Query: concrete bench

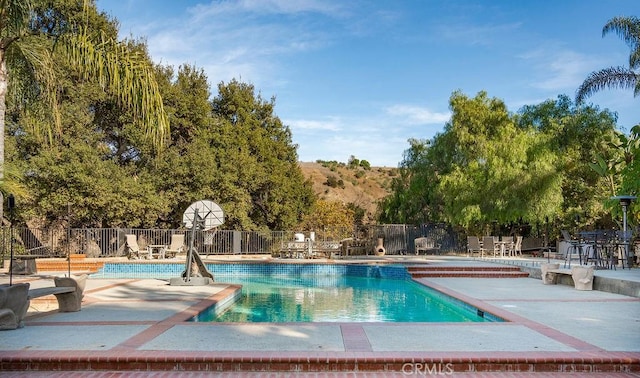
28;286;77;308
0;275;87;330
0;283;30;330
541;263;594;291
9;255;39;275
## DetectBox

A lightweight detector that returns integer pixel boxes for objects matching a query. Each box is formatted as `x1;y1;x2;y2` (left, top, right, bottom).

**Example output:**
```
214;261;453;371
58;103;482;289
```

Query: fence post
8;194;15;285
67;203;71;276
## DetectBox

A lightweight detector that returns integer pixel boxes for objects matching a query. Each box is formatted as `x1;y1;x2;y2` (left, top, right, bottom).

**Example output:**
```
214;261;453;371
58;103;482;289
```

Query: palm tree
576;16;640;103
0;0;168;219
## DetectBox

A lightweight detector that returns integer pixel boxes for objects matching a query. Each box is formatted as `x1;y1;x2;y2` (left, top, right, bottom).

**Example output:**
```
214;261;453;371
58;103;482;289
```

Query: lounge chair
482;236;499;257
164;234;185;258
125;234;144;259
467;236;482;257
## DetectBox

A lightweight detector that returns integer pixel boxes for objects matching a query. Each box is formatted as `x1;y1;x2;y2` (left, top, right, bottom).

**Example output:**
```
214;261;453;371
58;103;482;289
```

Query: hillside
298;162;398;223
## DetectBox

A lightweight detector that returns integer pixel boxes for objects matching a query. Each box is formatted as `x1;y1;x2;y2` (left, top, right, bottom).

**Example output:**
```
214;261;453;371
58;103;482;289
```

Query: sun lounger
164;234;185;258
126;234;144;259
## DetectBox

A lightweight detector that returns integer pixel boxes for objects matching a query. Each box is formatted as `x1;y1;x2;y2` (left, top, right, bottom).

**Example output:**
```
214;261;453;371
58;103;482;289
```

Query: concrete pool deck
1;255;639;376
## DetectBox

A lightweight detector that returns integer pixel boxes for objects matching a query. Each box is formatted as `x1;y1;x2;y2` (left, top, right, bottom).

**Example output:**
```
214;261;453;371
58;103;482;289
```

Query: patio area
1;255;639;376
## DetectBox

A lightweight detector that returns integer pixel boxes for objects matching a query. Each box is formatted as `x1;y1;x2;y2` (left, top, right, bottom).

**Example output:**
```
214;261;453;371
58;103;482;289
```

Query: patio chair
482;236;499;257
513;235;523;256
466;236;482;257
501;236;514;257
560;230;583;267
164;234;185;258
125;234;145;259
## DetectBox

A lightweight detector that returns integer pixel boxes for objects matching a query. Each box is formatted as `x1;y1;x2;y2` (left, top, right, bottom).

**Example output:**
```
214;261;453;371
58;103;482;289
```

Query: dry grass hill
298;161;398;223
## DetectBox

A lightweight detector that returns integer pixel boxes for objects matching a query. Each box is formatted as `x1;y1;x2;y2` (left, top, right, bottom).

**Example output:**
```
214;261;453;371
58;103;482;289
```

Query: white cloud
437;22;522;46
288;112;441;166
287;118;342;131
519;48;607;92
129;0;346;93
385;105;450;125
189;0;344;19
295;130;406;167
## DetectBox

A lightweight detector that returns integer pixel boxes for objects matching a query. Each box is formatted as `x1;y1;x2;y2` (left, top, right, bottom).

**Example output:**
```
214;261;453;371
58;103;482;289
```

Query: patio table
147;244;167;259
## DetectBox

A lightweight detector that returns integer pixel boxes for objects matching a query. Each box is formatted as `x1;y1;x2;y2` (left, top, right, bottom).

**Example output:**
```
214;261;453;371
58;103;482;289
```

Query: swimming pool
93;262;502;323
93;262;412;279
191;275;497;323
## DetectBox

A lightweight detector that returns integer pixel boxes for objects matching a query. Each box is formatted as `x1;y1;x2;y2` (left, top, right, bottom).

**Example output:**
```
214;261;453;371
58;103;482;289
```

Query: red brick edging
1;350;639;373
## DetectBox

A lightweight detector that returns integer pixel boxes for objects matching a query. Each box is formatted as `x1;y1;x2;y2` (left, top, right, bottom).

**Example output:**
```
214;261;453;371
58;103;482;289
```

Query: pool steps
407;265;530;278
35;255;105;273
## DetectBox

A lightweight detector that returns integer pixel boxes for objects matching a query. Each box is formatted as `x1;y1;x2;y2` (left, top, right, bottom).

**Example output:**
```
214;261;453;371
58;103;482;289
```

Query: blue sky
97;0;640;167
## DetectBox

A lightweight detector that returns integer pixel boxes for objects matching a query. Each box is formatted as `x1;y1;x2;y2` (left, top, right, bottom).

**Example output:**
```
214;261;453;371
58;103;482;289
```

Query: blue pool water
192;275;496;323
93;263;501;323
93;262;411;279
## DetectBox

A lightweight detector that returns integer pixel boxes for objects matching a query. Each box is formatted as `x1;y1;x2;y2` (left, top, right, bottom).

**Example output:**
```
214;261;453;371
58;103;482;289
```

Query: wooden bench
279;241;309;258
414;237;441;255
340;239;369;256
311;242;341;259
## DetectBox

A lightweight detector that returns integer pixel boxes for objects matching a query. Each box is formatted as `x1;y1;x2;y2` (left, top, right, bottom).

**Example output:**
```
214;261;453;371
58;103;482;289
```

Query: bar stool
616;242;629;270
582;243;596;266
598;242;617;270
564;240;583;268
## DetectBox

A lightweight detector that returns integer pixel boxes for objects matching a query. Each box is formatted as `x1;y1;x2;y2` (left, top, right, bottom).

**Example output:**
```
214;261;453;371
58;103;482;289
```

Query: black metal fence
0;223;461;262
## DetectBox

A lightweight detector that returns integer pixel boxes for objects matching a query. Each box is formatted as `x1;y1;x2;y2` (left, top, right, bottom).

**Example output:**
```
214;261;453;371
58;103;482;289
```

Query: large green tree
436;92;562;231
0;0;168;219
576;16;640;103
380;92;618;235
518;95;619;229
210;79;314;230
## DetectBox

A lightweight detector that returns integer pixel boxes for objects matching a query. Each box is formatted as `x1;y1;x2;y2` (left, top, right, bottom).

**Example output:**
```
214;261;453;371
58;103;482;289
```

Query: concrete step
35;259;104;273
407;265;523;272
411;270;530;278
407;265;529;278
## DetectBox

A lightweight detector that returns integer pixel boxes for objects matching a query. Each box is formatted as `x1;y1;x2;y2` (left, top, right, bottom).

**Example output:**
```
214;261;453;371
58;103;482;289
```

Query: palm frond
0;162;29;195
602;16;640;48
602;16;640;70
0;0;33;37
631;48;640;70
7;37;61;140
575;66;640;103
58;29;168;148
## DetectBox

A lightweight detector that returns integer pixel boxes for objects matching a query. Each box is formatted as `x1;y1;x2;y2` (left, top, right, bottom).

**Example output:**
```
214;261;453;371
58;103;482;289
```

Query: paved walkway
1;256;639;376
